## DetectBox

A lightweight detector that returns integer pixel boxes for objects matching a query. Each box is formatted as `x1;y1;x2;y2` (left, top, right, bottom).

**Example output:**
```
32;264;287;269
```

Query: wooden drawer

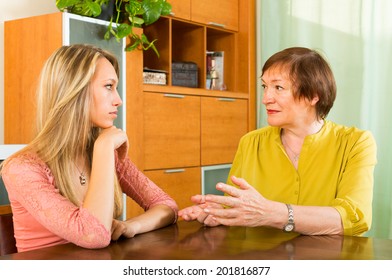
191;0;239;31
168;0;191;20
126;167;200;218
145;167;201;210
143;92;201;170
201;97;248;165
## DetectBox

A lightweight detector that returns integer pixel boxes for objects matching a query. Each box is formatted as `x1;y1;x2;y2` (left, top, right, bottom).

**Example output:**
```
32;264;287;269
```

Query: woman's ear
310;95;319;106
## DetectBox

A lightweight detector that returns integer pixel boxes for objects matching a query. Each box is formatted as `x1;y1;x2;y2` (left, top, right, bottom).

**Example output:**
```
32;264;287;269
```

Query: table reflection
1;221;377;260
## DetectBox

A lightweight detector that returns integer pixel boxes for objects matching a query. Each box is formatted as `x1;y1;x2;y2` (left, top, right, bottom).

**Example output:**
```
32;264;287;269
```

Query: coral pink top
1;153;178;252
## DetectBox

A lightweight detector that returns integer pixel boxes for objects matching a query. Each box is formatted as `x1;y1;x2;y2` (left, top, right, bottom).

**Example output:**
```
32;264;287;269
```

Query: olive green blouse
228;120;377;236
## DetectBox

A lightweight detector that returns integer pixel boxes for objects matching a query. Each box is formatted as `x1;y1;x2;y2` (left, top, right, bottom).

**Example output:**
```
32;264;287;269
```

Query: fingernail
204;208;210;213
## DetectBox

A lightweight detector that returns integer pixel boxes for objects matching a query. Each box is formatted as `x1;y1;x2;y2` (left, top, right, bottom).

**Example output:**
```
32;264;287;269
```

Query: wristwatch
283;204;295;232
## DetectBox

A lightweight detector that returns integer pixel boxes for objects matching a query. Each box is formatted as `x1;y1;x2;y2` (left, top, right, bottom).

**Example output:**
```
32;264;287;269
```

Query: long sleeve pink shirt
1;153;178;252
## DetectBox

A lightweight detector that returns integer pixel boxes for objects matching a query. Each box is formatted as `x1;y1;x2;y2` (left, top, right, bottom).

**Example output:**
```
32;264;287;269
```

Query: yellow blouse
227;120;377;236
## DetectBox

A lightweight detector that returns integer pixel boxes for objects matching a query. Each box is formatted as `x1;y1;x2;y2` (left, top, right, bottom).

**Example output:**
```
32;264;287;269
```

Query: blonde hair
3;44;123;218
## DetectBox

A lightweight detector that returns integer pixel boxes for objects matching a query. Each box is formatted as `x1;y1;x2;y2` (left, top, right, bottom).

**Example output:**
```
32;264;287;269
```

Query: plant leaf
142;1;162;25
125;1;143;16
116;23;133;39
104;18;114;40
86;1;102;17
140;33;159;57
129;15;144;26
161;2;172;16
125;38;142;52
56;0;79;10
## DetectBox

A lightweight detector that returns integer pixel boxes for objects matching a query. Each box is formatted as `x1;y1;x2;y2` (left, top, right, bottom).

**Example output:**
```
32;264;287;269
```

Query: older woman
179;47;377;236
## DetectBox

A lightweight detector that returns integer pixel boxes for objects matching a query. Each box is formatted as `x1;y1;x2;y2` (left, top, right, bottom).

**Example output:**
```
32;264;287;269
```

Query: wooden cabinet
135;0;256;218
142;93;248;170
142;0;255;98
143;92;200;170
126;167;200;216
191;0;239;31
169;0;239;31
201;97;248;165
143;18;237;91
169;0;191;20
145;167;201;209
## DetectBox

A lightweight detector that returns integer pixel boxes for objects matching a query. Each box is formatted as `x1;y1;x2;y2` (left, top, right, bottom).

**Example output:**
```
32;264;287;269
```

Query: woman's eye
275;85;284;90
105;84;113;90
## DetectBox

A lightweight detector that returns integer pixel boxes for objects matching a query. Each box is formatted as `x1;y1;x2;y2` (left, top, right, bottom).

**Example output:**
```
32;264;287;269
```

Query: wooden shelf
143;16;237;92
143;84;249;99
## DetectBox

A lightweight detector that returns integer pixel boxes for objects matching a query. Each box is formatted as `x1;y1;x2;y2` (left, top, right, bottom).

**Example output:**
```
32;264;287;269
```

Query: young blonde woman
0;44;178;252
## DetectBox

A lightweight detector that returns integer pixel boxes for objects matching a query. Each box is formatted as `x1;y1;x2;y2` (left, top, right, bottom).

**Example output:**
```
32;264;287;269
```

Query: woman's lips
266;109;280;114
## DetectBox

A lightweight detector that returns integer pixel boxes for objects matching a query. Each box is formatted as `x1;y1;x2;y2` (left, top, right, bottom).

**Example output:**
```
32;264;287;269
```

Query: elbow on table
73;232;112;249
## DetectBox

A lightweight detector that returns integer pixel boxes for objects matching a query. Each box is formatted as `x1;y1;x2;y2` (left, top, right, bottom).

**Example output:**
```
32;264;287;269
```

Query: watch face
284;224;294;232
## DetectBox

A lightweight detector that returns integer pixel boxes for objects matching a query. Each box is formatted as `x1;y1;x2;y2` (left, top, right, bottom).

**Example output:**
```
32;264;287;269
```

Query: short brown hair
262;47;336;119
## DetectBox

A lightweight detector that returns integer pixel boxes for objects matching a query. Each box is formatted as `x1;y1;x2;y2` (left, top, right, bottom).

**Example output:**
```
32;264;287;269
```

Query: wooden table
1;220;391;260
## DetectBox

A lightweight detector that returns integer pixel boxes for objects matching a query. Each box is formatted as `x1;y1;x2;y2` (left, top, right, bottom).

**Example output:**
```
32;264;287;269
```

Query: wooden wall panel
4;13;63;144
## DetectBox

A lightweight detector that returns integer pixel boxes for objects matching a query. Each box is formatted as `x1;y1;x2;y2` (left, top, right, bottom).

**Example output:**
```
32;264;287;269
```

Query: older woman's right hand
179;196;223;227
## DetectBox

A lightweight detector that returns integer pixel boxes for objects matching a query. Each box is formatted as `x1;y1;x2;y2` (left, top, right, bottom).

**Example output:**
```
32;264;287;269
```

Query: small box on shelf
143;68;167;85
172;61;198;88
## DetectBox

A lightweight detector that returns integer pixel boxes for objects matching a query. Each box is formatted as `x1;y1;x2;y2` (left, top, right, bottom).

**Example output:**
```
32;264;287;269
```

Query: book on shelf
206;51;224;90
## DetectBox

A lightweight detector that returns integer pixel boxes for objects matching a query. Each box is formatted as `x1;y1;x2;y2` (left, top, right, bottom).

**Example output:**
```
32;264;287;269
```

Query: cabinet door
4;13;63;144
201;97;248;165
145;167;201;210
169;0;191;20
144;92;201;170
191;0;239;31
126;167;200;218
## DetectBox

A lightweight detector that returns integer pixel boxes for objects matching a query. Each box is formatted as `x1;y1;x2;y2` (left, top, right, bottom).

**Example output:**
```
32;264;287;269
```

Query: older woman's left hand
202;176;272;227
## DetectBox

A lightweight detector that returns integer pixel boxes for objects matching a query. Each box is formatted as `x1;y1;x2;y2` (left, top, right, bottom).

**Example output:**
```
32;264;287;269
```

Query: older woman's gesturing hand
178;196;223;227
179;175;275;227
202;176;272;227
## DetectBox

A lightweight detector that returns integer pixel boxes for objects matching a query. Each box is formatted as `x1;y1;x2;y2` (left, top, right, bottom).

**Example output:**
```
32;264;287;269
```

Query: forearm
83;140;115;230
125;205;176;235
274;203;343;235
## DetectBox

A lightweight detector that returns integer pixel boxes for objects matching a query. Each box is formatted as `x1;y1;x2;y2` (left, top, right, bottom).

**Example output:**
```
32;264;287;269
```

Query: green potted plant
56;0;172;57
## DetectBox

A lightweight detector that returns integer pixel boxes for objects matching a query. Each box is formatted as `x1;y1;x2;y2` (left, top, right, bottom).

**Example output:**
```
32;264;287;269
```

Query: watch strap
283;203;295;232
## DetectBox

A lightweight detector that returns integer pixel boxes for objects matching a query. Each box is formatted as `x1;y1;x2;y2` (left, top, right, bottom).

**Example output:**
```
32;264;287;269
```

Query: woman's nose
113;90;123;107
262;89;273;104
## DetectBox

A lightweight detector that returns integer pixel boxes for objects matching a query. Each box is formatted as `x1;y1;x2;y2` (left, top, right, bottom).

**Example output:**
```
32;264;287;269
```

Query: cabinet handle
207;22;226;29
164;93;185;99
164;169;185;173
218;98;235;102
